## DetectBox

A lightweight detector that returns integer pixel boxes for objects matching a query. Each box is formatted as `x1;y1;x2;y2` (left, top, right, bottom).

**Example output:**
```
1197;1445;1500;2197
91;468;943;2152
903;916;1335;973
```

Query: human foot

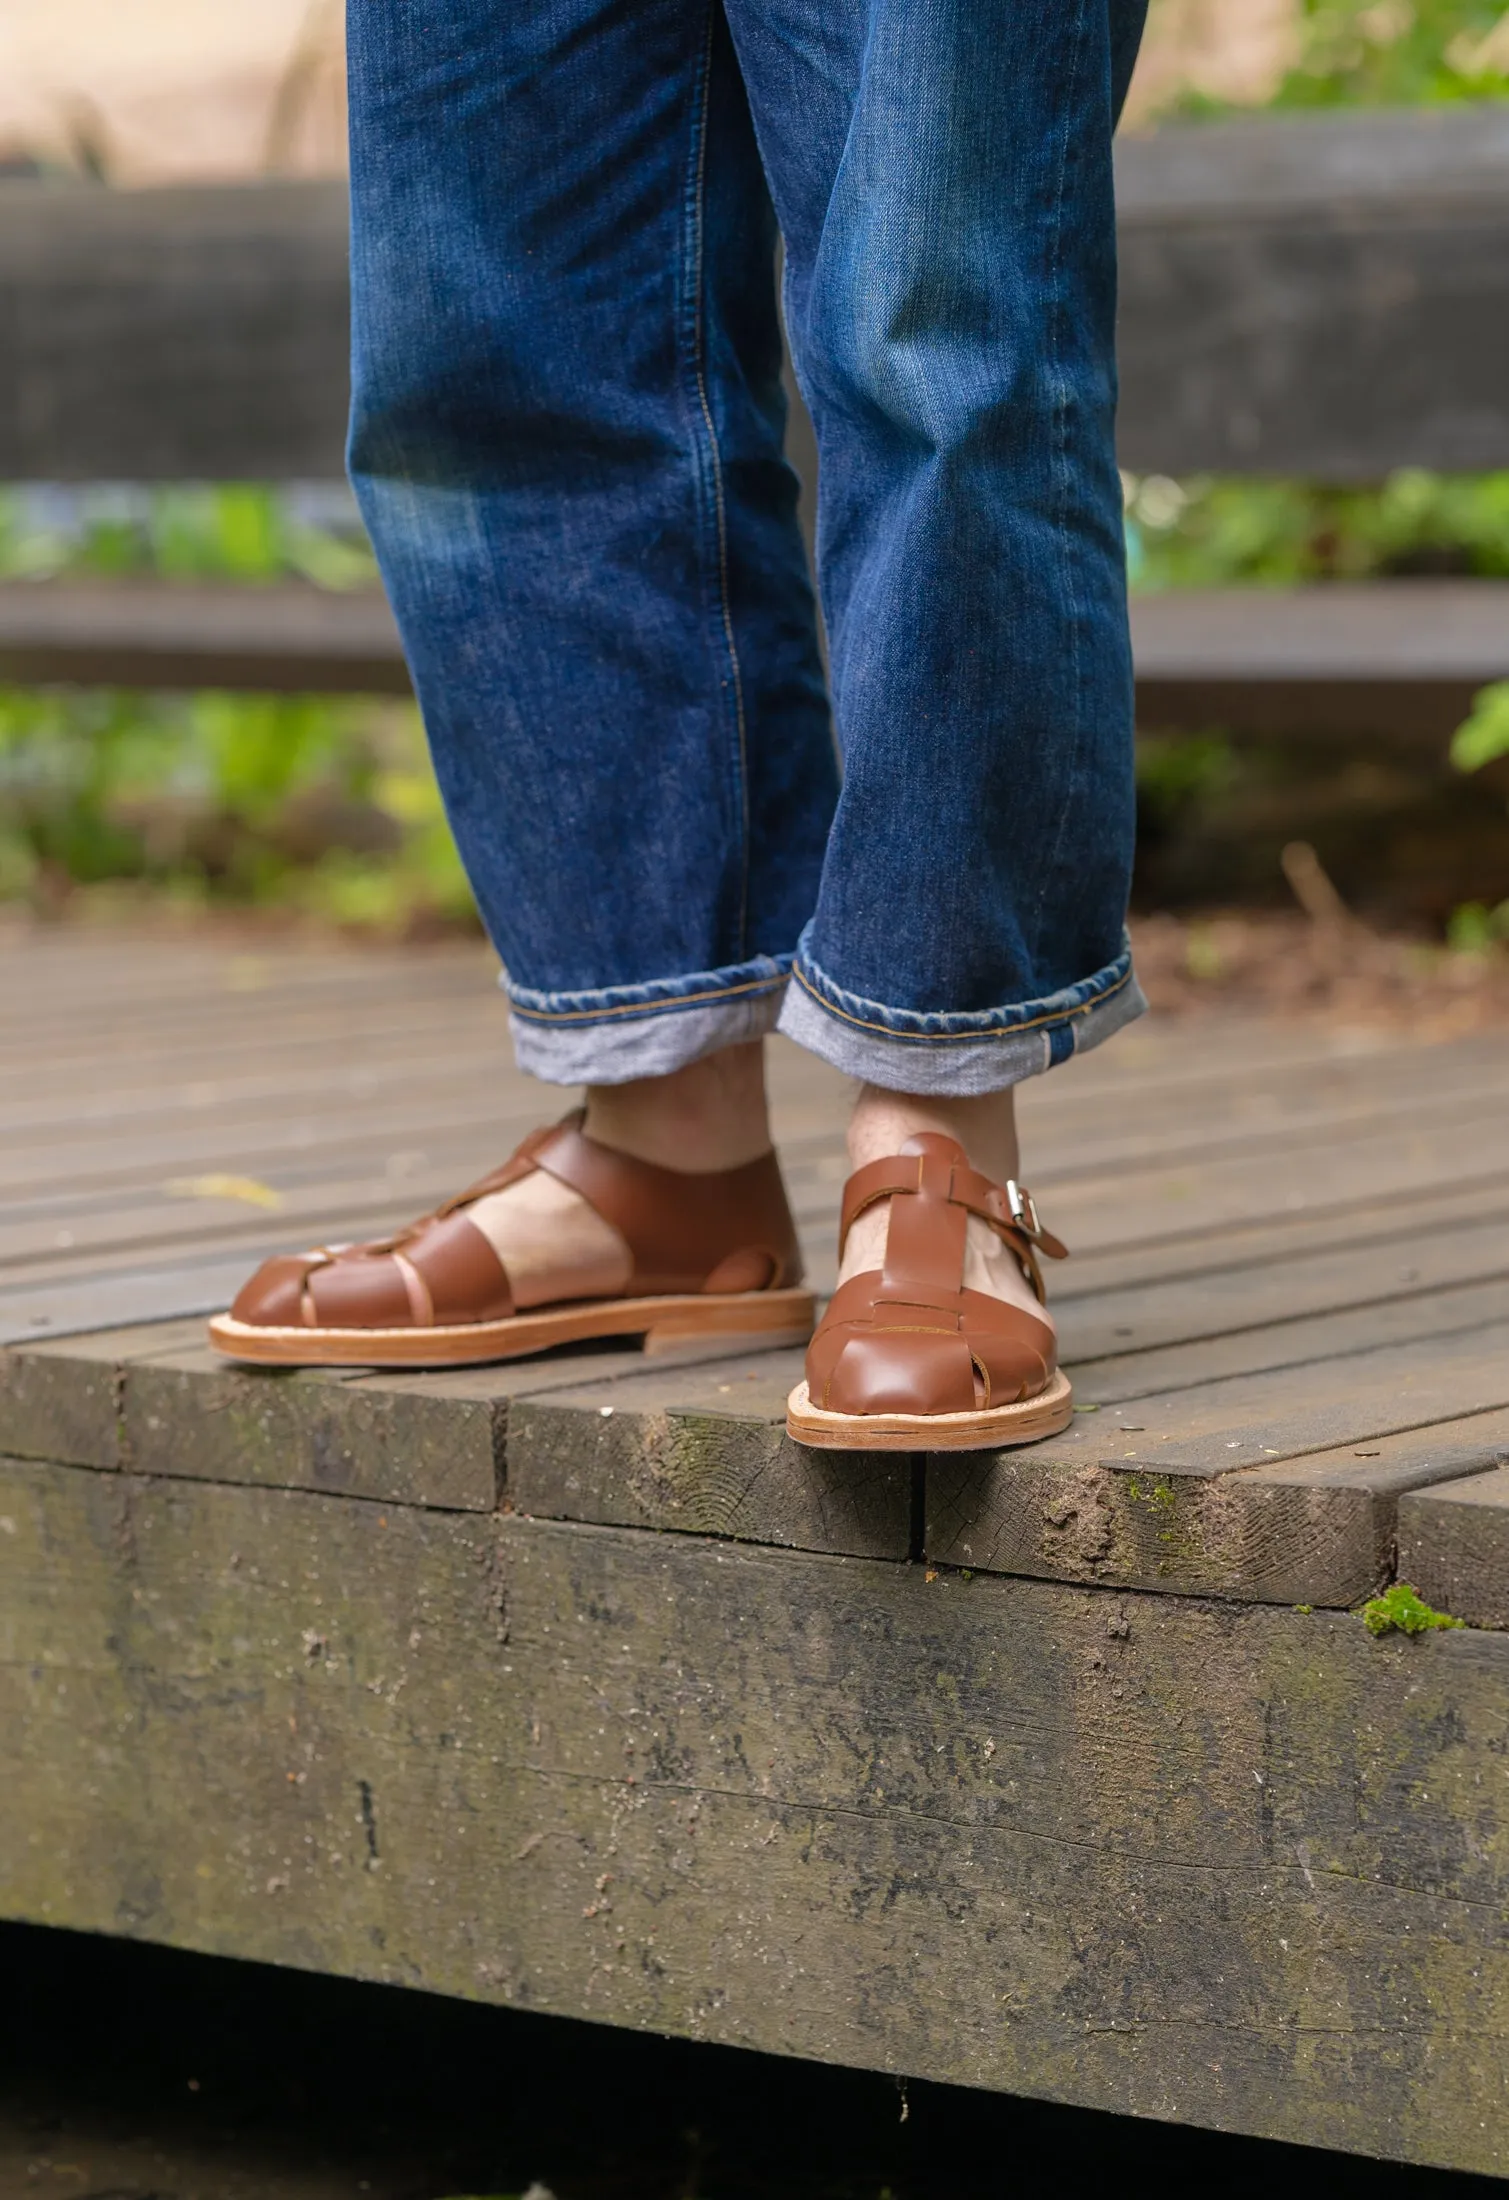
210;1047;814;1368
838;1086;1053;1336
787;1085;1071;1451
462;1041;776;1305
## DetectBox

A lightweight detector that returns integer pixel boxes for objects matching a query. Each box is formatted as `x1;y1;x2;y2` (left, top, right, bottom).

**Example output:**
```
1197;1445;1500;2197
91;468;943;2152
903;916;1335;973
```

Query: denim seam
687;4;752;956
789;955;1133;1043
1031;0;1092;976
510;970;790;1025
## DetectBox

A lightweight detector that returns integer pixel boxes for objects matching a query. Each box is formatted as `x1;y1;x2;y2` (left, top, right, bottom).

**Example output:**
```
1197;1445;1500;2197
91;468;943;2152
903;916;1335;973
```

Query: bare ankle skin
466;1041;774;1306
846;1084;1020;1185
839;1082;1047;1323
584;1040;773;1173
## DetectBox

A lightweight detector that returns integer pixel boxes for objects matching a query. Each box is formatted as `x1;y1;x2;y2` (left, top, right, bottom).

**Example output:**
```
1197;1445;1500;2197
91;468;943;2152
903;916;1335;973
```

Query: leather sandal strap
528;1117;800;1293
839;1155;927;1251
804;1135;1065;1418
838;1137;1067;1302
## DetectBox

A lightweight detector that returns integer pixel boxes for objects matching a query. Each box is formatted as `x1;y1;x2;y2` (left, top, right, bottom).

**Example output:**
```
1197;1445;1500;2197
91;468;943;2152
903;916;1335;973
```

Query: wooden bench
1;108;1507;727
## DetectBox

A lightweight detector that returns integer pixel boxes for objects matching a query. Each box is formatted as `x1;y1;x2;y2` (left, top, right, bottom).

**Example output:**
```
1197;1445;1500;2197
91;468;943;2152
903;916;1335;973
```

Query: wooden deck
5;926;1509;2175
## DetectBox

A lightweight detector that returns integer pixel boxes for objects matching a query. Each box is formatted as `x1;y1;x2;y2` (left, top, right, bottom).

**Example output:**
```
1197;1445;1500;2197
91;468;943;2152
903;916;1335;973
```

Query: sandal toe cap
230;1253;316;1328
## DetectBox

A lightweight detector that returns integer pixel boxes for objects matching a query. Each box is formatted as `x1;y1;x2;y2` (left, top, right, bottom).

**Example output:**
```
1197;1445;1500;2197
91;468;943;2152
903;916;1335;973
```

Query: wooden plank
119;1335;911;1557
1399;1465;1509;1632
1068;1273;1509;1405
5;1467;1509;2174
0;1317;205;1467
0;181;349;481
2;577;1504;741
3;112;1508;489
0;1256;286;1349
119;1349;502;1513
505;1349;915;1560
0;581;411;696
2;1316;910;1555
929;1408;1509;1612
1116;108;1509;475
1130;583;1509;741
1057;1197;1509;1358
1049;1172;1509;1305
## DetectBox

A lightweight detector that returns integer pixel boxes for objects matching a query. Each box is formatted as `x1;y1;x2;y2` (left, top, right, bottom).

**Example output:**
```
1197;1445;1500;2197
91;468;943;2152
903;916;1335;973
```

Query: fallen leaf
164;1173;283;1210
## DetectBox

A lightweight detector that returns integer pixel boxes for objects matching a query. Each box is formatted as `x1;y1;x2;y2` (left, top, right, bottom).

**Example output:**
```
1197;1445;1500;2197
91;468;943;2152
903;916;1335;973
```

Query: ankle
583;1040;772;1175
846;1082;1020;1185
840;1082;1046;1320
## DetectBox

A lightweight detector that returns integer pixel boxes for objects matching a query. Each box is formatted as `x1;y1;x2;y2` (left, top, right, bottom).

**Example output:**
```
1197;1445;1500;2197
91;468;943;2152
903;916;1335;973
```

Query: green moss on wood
1361;1582;1464;1638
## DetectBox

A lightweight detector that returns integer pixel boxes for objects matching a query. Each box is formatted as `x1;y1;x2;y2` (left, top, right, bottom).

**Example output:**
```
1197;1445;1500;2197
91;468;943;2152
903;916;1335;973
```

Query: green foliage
0;679;475;930
1125;470;1509;592
1361;1581;1465;1635
1271;0;1509;110
0;482;378;589
1446;896;1509;947
0;485;476;933
1158;0;1509;119
1451;681;1509;771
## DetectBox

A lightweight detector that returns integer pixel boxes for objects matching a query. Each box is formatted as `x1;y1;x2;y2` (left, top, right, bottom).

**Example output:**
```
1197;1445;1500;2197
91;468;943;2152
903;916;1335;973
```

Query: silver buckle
1005;1180;1041;1239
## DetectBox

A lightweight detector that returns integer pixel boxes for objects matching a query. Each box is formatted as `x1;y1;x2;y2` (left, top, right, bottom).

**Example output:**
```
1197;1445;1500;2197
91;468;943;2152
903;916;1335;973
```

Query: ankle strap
839;1136;1068;1302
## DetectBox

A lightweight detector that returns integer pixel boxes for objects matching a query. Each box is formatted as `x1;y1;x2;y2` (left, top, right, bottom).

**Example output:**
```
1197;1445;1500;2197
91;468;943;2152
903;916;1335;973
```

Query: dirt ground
1132;909;1509;1038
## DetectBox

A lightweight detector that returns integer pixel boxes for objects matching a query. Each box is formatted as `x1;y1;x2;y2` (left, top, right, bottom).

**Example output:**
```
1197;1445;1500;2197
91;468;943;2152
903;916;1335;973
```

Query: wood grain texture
0;1318;205;1467
6;931;1509;1597
119;1350;503;1513
1399;1463;1509;1632
506;1350;915;1560
928;1408;1509;1611
5;1464;1509;2175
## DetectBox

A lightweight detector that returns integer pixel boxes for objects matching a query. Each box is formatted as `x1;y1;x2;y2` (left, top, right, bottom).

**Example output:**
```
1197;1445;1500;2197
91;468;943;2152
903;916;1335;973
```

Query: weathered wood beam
1114;106;1509;476
2;109;1508;486
0;579;411;694
1400;1464;1509;1630
0;580;1503;743
6;1300;1508;1607
0;181;349;482
4;1459;1509;2175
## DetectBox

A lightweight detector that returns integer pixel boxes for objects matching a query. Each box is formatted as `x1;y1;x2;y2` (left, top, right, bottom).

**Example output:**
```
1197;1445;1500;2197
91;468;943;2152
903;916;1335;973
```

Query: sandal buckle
1005;1180;1042;1239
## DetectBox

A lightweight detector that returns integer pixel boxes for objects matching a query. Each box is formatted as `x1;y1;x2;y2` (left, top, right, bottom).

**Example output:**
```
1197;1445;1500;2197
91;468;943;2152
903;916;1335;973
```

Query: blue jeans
348;0;1148;1095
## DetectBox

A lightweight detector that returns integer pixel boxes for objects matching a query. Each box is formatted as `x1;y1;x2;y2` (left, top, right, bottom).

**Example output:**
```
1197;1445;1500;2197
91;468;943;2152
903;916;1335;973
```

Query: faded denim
348;0;1148;1094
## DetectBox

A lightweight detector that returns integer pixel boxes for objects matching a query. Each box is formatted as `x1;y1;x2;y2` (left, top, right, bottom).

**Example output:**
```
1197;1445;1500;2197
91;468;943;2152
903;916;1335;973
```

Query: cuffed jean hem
775;934;1146;1096
504;954;791;1085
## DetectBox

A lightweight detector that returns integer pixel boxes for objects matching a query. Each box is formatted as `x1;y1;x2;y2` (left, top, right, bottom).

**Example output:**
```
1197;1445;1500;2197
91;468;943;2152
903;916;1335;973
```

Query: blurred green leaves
0;485;475;933
1450;680;1509;772
1273;0;1509;110
1125;469;1509;591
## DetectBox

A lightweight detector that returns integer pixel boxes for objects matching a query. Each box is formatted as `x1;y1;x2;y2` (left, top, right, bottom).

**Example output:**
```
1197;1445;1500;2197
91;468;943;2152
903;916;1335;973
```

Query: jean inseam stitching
788;954;1133;1043
688;2;752;958
1030;0;1093;973
510;971;788;1025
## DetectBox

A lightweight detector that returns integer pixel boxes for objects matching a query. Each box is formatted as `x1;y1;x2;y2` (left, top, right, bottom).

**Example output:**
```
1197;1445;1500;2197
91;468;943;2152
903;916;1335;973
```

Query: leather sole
785;1366;1074;1452
208;1285;816;1370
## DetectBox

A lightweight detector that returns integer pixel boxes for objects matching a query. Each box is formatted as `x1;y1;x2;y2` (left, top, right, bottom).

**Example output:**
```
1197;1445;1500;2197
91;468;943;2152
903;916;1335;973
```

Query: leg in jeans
712;0;1148;1432
731;0;1148;1093
346;0;838;1087
217;0;1145;1429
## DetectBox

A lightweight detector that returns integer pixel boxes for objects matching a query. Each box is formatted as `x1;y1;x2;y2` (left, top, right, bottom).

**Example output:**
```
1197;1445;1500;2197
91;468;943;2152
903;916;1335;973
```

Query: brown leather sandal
786;1131;1072;1451
208;1113;814;1368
